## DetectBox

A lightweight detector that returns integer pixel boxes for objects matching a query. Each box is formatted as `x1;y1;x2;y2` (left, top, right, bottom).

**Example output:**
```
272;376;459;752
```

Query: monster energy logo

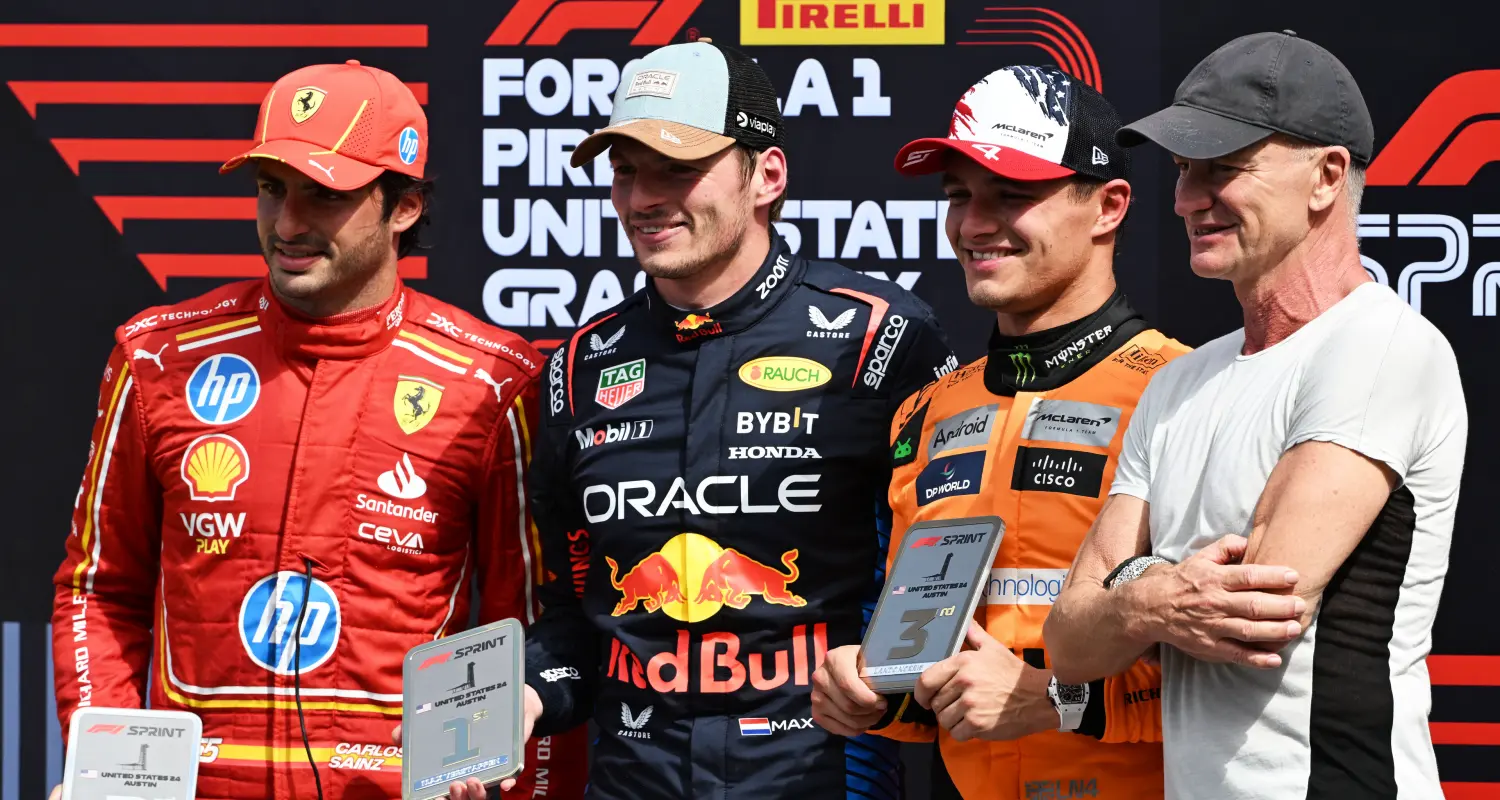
1009;351;1036;386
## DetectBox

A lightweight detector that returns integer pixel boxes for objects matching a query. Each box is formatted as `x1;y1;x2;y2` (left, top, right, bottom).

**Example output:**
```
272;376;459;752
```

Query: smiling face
1172;136;1326;282
941;156;1105;315
255;160;402;310
608;138;758;281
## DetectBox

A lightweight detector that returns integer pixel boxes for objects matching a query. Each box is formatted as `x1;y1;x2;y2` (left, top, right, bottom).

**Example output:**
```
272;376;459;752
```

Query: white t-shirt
1111;282;1467;800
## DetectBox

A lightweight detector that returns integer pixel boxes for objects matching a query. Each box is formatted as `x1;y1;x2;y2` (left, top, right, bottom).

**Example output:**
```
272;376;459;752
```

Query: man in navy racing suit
517;40;957;798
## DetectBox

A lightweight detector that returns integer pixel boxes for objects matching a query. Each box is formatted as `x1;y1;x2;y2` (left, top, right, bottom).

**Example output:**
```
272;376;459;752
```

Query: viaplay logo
1358;70;1500;317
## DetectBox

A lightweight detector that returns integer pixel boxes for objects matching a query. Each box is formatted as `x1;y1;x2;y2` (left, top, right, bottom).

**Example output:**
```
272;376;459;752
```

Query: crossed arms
1044;439;1399;684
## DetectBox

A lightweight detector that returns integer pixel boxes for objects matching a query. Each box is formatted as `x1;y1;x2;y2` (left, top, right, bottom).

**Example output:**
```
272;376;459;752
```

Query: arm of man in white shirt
1240;441;1398;632
1046;354;1305;684
1047;495;1304;684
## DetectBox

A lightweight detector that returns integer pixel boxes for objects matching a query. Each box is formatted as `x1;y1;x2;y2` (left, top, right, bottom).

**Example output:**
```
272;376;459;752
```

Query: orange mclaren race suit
871;291;1190;799
51;279;586;799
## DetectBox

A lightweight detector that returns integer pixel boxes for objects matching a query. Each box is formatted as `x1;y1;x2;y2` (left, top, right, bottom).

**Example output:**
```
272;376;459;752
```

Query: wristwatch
1048;676;1089;731
1103;555;1172;590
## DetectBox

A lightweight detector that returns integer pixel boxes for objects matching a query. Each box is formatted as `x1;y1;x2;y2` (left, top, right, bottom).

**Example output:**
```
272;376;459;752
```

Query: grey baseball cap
570;40;785;168
1117;30;1374;164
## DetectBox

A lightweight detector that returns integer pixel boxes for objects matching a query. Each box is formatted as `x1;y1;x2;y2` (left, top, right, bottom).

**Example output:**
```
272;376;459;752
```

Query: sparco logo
576;419;653;449
994;123;1052;141
547;347;566;415
861;314;908;389
756;255;789;299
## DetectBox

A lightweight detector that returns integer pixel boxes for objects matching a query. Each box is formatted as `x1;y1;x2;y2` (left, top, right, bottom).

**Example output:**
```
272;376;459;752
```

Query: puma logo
307;159;336;183
131;344;168;371
474;367;513;402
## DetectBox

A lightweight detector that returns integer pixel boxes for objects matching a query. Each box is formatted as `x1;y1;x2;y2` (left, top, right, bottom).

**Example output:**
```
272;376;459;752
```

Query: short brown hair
376;171;434;259
737;144;785;222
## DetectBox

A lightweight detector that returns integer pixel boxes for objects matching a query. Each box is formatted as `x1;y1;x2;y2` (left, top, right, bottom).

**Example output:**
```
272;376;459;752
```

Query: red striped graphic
50;139;252;174
0;24;426;47
95;197;255;232
137;255;428;290
1443;783;1500;799
958;7;1102;91
1430;655;1500;686
9;81;428;117
1433;723;1500;747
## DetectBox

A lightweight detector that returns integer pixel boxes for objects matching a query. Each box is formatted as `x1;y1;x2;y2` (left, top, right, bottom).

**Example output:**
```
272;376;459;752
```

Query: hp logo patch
398;126;420;165
239;572;341;675
186;354;260;425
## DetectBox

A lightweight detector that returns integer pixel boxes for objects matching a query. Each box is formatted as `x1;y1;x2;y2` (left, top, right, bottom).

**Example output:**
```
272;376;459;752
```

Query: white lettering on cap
627;69;679;100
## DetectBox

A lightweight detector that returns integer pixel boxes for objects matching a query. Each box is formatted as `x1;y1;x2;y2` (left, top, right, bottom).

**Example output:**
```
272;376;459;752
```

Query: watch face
1056;682;1088;705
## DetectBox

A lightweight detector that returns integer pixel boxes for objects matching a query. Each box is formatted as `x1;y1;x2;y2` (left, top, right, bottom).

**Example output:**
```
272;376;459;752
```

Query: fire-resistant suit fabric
523;233;958;799
51;278;588;800
871;292;1190;800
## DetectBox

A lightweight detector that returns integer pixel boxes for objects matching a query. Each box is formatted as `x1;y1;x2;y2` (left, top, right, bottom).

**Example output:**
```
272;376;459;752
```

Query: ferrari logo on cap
291;87;326;124
394;376;443;434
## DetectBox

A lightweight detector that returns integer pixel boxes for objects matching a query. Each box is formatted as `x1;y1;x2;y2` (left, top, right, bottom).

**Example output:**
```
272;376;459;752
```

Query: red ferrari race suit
51;279;587;799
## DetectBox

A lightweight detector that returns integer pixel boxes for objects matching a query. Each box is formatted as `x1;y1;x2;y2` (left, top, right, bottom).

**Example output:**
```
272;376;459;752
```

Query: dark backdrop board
0;2;1493;797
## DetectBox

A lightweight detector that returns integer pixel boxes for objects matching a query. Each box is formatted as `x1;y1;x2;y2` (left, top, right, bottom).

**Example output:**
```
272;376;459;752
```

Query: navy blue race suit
524;233;956;798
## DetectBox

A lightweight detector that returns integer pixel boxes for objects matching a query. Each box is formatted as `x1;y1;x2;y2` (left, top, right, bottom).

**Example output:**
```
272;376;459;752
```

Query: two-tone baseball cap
221;59;427;190
1117;31;1374;164
570;40;785;168
895;65;1130;182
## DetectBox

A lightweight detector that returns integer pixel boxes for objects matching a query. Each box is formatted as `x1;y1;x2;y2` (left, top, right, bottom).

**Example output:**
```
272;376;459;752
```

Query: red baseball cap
894;66;1128;183
221;60;426;191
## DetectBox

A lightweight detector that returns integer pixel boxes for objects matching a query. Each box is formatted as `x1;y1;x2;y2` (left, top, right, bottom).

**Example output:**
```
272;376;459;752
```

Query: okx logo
915;451;985;506
487;0;703;45
239;572;341;675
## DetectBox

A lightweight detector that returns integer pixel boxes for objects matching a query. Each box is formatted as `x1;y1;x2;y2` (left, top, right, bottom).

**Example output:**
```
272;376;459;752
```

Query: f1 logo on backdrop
486;0;703;45
1358;71;1500;316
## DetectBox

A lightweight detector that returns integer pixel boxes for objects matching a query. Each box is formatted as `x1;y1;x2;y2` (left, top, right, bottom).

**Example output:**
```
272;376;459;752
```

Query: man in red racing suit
50;60;586;800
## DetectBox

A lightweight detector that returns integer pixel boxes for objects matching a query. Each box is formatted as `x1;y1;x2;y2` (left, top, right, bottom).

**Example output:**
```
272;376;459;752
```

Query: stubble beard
637;202;751;281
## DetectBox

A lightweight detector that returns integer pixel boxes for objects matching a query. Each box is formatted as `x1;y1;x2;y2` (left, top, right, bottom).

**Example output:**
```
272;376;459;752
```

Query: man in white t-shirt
1043;30;1467;800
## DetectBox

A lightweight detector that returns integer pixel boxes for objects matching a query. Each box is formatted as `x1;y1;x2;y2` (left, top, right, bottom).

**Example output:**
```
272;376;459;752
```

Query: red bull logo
607;623;829;694
607;533;804;621
606;552;685;615
674;313;714;331
603;533;823;693
673;313;723;343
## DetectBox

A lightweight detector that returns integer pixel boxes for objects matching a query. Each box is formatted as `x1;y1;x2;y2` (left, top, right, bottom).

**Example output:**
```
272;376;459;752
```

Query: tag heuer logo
596;359;646;410
291;86;326;124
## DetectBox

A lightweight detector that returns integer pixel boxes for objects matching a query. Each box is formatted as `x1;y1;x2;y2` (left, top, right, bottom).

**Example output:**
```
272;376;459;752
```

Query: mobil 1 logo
1010;446;1107;497
64;707;202;800
860;517;1005;694
403;619;525;799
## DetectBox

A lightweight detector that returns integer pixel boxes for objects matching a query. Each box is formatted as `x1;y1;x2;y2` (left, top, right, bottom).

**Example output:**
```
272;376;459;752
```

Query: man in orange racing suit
811;66;1189;799
49;60;586;799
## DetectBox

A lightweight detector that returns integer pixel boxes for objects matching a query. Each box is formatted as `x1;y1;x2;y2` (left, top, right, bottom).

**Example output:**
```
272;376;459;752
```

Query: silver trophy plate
402;618;525;799
859;517;1006;694
63;707;203;800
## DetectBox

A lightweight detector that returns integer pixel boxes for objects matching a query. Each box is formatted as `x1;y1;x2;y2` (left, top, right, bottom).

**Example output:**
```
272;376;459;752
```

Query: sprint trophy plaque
860;517;1006;693
63;707;203;800
402;618;525;799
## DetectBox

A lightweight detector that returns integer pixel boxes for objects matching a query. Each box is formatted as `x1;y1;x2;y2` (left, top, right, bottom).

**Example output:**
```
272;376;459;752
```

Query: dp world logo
239;572;341;675
398;126;421;165
186;354;260;425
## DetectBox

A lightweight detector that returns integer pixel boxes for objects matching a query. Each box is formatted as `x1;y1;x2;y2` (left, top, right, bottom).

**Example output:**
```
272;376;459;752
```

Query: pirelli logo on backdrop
740;0;943;45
